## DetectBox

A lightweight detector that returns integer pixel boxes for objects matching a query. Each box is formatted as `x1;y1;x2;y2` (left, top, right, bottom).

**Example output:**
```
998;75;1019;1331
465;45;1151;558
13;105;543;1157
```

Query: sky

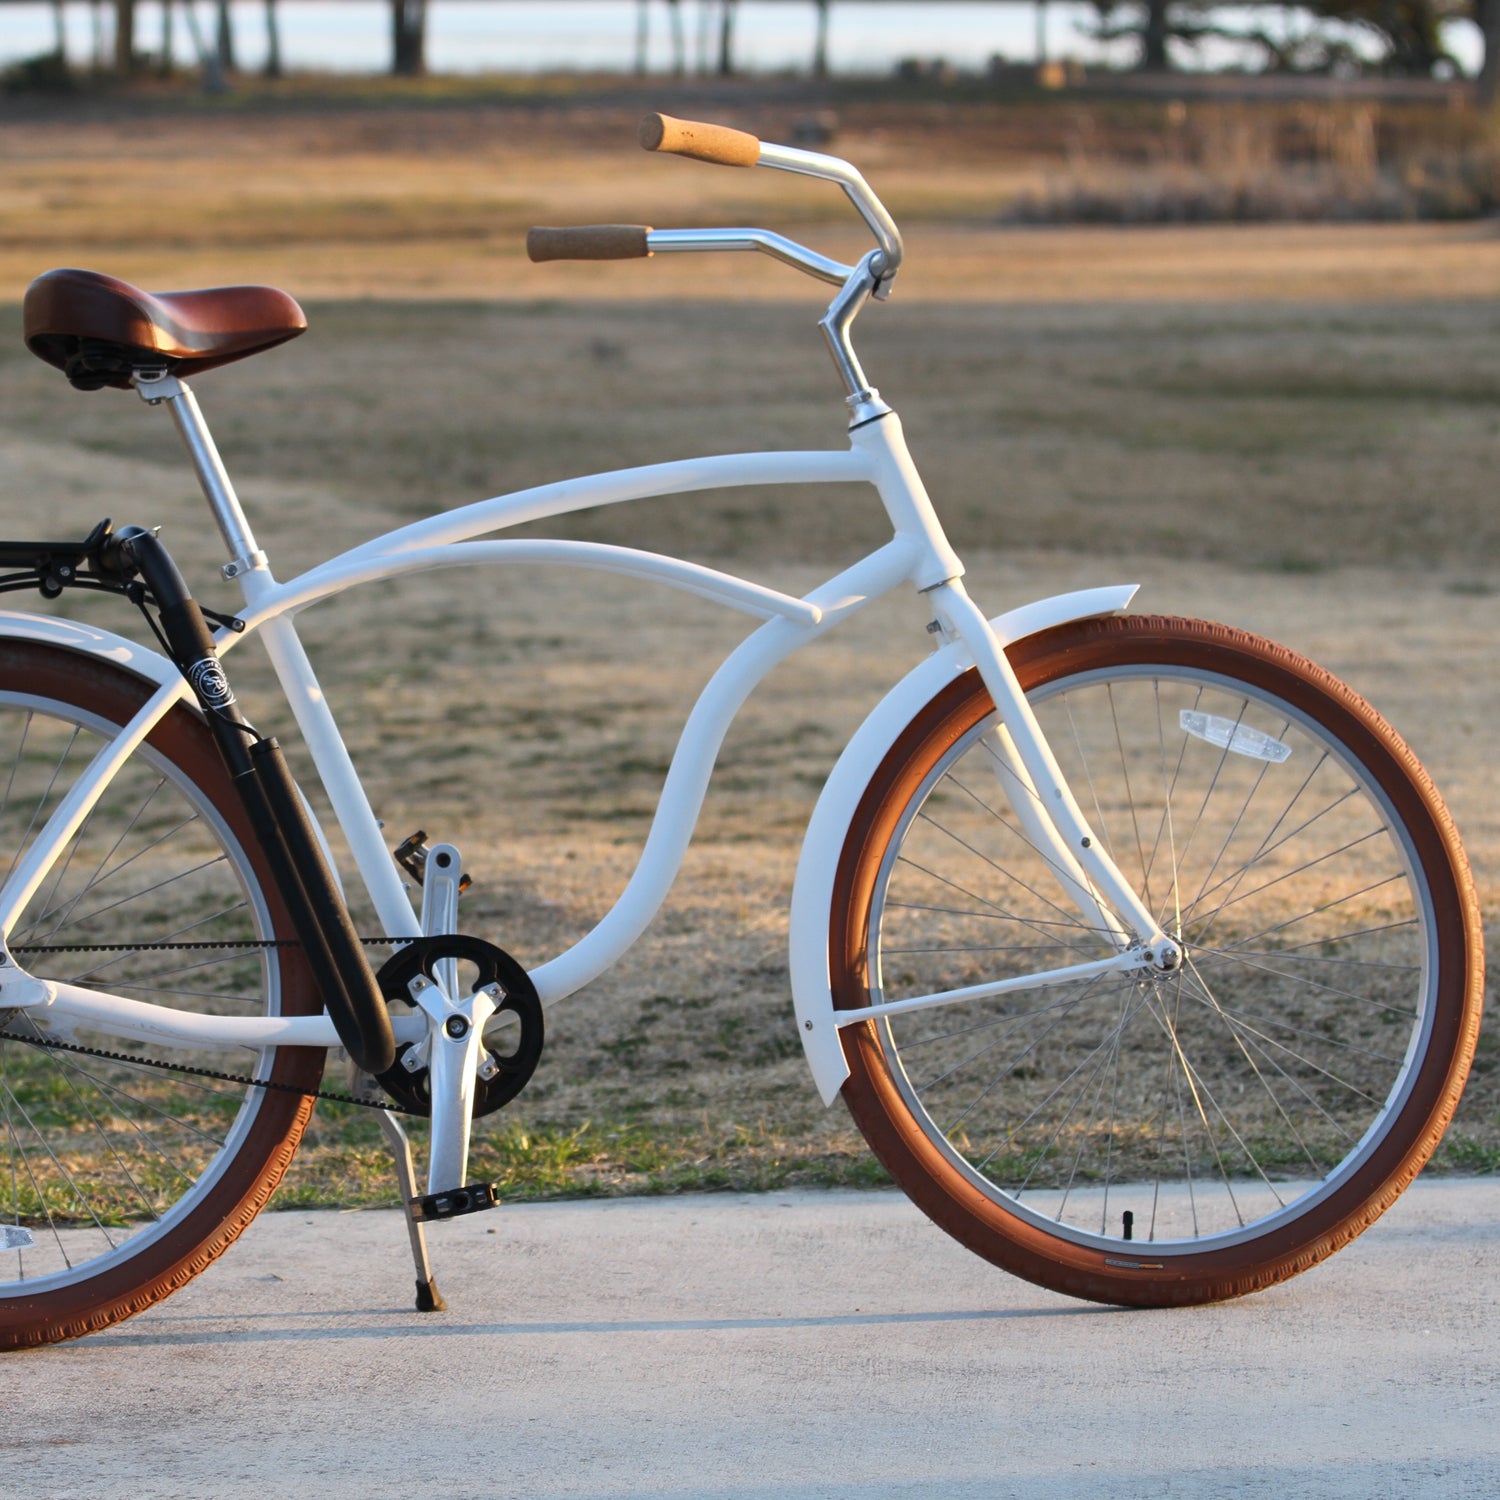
1;2;1484;78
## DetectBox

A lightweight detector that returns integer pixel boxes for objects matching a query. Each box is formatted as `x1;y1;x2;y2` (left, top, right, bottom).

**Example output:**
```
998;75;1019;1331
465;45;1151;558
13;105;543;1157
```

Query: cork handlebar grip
526;225;654;262
637;112;761;168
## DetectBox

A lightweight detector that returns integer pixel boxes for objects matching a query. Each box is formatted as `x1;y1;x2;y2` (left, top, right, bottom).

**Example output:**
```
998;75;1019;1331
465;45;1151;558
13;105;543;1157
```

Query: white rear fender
0;610;349;901
789;585;1138;1106
0;610;181;688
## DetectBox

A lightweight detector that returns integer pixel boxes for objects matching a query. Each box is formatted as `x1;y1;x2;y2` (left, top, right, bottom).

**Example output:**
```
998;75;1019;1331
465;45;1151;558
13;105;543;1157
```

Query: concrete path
6;1180;1499;1499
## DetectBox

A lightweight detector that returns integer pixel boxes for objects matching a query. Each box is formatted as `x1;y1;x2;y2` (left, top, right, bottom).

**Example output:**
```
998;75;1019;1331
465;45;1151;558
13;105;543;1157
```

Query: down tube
529;539;918;1005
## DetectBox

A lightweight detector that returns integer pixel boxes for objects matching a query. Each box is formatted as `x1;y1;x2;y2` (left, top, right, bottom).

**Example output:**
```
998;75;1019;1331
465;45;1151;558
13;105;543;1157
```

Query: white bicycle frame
0;389;1167;1178
0;129;1179;1198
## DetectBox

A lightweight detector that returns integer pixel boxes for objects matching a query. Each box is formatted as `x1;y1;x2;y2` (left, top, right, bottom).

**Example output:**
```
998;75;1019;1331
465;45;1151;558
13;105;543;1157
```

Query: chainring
373;935;544;1119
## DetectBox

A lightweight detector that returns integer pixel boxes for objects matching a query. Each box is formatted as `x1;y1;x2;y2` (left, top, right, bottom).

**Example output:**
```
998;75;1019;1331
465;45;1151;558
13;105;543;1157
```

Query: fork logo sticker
186;657;236;710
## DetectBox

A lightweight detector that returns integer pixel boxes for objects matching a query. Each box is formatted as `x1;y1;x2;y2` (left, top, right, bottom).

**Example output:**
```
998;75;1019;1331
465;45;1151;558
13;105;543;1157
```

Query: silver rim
0;688;284;1296
867;662;1438;1255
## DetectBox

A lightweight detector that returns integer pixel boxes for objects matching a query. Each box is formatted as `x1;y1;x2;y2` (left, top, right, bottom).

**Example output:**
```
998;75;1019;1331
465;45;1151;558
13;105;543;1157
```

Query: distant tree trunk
51;0;67;55
392;0;426;76
1036;0;1049;63
1141;0;1170;69
114;0;135;72
718;0;738;75
666;0;685;74
812;0;830;77
1481;0;1500;105
175;0;227;90
216;0;236;72
264;0;282;75
159;0;174;71
635;0;649;73
695;0;713;74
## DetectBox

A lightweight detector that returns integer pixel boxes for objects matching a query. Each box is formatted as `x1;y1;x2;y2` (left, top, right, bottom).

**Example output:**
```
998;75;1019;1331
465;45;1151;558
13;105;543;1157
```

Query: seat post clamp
222;550;269;581
133;368;184;405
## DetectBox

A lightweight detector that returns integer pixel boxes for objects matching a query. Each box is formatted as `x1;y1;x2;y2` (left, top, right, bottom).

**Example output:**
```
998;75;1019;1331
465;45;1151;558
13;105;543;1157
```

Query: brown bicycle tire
832;615;1483;1307
0;640;323;1350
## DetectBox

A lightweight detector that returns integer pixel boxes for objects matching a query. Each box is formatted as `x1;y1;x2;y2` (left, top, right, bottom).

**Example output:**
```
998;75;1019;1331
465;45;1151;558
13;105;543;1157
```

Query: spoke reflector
1180;711;1291;764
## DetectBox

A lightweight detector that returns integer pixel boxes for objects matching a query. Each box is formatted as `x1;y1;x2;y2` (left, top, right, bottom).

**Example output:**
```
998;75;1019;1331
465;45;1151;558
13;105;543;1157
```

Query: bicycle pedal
393;830;472;893
408;1181;500;1223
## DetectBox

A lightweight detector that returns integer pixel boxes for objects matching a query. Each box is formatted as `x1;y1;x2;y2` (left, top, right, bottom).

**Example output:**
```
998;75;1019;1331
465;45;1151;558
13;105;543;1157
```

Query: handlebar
530;113;904;293
638;112;761;168
527;114;903;418
526;224;653;262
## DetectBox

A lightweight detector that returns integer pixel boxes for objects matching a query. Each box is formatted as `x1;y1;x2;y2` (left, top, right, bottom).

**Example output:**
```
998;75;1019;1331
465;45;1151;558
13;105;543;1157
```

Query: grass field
1;80;1497;1205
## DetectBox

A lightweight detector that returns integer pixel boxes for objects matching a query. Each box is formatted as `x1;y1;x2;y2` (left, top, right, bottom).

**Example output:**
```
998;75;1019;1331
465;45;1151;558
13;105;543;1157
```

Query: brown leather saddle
24;267;308;392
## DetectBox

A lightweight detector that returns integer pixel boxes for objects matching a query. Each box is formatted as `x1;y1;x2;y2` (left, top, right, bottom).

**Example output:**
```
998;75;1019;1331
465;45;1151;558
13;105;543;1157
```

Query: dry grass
1003;97;1500;223
0;84;1496;1203
3;86;1500;302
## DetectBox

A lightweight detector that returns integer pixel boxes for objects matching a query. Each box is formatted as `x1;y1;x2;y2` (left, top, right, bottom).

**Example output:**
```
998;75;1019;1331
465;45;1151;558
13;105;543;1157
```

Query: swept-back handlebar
637;112;904;287
527;114;900;418
636;112;761;167
528;113;903;293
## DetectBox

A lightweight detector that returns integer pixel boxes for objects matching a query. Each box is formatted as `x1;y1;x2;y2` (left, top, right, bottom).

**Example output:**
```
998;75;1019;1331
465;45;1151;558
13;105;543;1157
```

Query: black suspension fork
105;525;396;1075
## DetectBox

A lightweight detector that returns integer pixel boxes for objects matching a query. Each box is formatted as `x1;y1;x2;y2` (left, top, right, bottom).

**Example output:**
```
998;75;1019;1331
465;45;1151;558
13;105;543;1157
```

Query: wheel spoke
32;776;171;941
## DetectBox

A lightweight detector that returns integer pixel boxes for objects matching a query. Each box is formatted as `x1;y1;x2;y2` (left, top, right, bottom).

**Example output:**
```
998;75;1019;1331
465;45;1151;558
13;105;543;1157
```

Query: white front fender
788;584;1138;1106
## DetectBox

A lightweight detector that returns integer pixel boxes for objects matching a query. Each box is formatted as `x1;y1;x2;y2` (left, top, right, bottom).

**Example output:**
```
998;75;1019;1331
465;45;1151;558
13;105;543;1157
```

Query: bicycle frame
0;119;1181;1201
0;378;1164;1109
4;110;1484;1346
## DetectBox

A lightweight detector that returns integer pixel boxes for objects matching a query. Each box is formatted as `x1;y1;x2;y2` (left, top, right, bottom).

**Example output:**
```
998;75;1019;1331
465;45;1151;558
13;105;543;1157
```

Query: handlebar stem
820;252;890;422
642;231;889;421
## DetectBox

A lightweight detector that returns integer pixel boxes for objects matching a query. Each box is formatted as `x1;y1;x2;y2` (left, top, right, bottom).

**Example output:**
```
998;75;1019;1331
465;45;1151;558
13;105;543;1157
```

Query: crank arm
405;843;498;1196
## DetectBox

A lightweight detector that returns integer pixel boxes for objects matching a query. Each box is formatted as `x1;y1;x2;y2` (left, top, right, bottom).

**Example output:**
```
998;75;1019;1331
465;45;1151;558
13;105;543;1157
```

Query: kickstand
351;1056;448;1312
376;1108;448;1311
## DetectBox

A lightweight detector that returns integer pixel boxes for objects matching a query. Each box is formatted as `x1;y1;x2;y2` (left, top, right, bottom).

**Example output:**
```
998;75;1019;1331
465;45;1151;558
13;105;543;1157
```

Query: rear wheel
0;640;323;1349
832;615;1482;1306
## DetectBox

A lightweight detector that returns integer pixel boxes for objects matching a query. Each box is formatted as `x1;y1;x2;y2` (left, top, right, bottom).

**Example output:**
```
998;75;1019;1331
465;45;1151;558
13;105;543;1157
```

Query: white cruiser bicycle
0;114;1482;1349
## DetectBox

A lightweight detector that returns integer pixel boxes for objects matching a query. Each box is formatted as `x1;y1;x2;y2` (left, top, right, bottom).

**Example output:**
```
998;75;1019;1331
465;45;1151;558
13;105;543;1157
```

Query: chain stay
4;934;419;1114
0;1027;421;1114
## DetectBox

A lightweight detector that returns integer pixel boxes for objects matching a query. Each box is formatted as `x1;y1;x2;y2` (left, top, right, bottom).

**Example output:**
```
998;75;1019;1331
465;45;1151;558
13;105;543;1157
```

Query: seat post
133;368;268;587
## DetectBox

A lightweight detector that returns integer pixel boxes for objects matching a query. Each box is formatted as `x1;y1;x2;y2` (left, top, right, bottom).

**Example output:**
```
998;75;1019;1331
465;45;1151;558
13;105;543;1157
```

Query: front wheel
832;615;1482;1307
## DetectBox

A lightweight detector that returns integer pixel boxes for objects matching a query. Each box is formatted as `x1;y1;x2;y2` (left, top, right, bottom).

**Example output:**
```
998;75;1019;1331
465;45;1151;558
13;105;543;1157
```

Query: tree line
1113;0;1495;97
52;0;1500;103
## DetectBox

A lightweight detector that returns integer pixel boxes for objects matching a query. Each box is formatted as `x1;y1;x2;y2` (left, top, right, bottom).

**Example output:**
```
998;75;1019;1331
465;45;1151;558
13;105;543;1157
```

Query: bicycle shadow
79;1300;1125;1348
